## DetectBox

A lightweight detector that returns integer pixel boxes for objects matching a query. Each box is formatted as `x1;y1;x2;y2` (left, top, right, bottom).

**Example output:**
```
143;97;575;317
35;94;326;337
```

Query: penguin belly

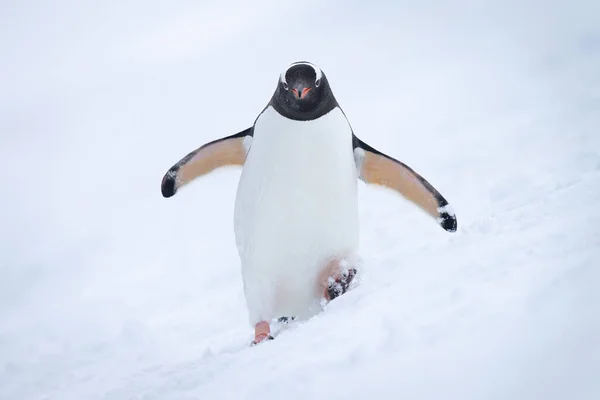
234;106;359;325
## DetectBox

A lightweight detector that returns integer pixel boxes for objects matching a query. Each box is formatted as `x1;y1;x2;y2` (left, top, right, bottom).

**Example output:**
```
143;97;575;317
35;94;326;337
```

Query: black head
269;61;339;121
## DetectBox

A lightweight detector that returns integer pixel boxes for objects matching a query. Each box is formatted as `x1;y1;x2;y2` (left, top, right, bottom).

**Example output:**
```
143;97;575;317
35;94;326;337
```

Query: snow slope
1;1;599;399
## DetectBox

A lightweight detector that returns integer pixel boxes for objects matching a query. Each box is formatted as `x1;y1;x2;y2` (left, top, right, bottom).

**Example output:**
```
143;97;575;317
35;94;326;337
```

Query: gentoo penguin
161;61;457;345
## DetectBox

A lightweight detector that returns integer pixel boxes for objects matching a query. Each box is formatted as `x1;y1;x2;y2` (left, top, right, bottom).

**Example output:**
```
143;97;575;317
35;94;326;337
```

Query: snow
1;1;599;399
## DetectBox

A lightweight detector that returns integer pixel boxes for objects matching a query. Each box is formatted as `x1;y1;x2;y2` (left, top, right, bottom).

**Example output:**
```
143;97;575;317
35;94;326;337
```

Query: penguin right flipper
161;128;253;198
352;135;457;232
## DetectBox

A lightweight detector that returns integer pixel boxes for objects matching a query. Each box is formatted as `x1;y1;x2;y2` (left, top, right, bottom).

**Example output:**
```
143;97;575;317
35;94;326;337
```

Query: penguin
161;61;457;345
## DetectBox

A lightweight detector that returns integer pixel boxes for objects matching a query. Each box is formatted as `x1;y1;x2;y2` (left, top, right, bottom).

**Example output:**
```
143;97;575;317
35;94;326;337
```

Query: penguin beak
291;86;311;100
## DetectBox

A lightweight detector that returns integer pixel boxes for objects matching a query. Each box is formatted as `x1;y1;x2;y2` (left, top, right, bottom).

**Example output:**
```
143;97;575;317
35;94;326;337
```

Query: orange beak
292;87;312;99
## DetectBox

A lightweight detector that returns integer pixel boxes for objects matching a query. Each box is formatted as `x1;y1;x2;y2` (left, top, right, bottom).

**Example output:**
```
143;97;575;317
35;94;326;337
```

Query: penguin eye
282;82;289;90
315;78;321;87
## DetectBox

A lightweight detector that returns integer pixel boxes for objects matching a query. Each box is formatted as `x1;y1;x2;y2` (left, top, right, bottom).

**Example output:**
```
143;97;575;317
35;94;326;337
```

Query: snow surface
1;1;599;399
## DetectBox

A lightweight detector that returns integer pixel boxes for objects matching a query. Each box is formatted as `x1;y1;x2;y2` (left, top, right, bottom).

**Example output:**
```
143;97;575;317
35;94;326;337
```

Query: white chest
233;106;360;272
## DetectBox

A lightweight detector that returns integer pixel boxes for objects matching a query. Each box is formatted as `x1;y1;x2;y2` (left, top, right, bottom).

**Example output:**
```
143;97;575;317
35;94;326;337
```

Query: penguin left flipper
161;128;253;198
352;135;457;232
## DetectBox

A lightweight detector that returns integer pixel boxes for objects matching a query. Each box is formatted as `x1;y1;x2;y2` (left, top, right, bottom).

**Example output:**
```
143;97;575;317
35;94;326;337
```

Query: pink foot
251;321;274;346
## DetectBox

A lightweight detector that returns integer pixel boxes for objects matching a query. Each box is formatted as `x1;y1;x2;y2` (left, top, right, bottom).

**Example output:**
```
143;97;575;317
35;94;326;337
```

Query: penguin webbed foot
326;267;357;300
251;320;274;346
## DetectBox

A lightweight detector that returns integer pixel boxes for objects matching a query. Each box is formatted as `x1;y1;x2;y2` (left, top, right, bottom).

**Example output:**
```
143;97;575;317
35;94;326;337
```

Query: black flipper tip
161;169;178;198
438;211;457;232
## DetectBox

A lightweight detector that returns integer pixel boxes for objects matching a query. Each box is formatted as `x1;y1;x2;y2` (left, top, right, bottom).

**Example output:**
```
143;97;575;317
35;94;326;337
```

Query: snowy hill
1;1;599;399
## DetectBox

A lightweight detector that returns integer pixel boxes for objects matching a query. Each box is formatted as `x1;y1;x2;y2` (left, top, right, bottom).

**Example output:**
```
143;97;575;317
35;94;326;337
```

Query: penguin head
269;61;338;121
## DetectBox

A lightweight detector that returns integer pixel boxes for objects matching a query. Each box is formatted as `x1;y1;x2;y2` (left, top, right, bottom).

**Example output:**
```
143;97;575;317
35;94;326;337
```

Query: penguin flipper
161;127;253;198
352;135;457;232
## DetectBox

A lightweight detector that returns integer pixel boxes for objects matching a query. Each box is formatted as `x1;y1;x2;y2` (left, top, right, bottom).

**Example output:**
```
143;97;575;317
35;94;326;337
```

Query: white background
1;1;599;399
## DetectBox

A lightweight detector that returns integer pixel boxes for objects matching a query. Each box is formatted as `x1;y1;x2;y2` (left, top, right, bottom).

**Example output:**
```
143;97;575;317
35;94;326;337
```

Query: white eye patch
279;61;323;85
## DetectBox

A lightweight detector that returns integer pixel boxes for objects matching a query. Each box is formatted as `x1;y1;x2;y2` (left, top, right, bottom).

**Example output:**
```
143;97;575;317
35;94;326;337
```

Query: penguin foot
326;267;357;301
251;320;273;346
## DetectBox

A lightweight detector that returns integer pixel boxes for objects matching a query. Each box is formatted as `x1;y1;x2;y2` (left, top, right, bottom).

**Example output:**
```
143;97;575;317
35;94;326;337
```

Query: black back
268;62;339;121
